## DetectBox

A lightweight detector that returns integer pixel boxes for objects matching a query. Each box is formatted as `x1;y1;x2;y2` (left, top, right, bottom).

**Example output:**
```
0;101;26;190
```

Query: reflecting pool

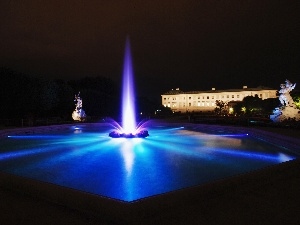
0;123;298;202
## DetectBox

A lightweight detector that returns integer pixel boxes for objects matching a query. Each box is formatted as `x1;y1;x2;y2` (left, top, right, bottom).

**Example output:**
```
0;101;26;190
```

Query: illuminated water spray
109;38;149;138
122;38;136;133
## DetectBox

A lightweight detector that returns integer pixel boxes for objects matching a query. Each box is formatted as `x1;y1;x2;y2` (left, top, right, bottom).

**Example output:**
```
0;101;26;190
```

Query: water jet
109;38;149;138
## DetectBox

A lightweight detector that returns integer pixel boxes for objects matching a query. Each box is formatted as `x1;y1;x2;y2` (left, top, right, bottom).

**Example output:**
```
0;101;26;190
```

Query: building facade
161;86;277;113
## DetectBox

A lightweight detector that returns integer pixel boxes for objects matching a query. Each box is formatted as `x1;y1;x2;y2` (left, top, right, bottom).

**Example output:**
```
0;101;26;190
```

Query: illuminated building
161;86;277;113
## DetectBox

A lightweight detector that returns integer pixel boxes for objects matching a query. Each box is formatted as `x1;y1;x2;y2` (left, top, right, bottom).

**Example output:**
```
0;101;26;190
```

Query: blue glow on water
0;124;298;202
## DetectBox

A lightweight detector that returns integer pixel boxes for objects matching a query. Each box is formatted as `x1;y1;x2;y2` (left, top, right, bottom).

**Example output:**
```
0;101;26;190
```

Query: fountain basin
0;122;299;202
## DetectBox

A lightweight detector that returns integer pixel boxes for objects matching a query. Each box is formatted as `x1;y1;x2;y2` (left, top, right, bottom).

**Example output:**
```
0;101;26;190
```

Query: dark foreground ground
1;125;300;225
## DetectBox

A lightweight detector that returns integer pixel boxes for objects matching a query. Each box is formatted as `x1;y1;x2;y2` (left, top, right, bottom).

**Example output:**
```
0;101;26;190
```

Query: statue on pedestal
72;92;87;121
270;80;300;122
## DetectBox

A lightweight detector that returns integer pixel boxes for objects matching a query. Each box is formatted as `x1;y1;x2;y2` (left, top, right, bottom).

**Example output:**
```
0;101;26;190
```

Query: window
232;95;234;98
237;95;240;98
189;103;191;106
189;97;191;100
227;95;229;98
207;96;209;99
260;94;262;98
164;98;166;100
212;96;215;99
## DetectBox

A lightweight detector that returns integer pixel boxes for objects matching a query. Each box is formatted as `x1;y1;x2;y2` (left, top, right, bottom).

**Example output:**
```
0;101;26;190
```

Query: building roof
162;87;277;95
163;88;184;95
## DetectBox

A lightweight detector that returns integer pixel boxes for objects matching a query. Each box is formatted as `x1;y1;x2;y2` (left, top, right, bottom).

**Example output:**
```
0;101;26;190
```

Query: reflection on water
121;140;134;176
0;124;298;202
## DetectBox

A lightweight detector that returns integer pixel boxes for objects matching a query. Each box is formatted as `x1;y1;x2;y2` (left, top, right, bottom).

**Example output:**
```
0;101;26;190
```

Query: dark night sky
1;0;299;100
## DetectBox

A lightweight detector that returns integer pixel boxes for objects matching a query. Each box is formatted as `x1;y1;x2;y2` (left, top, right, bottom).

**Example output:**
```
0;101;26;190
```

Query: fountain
0;39;299;218
109;38;149;138
270;79;300;122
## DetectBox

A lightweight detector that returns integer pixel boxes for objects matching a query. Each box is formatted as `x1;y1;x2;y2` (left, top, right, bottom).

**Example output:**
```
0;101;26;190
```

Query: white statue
72;92;87;121
270;79;300;122
278;79;296;106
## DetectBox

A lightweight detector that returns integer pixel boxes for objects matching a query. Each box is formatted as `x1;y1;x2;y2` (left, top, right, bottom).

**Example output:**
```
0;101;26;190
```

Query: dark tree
214;100;228;115
0;68;41;118
233;95;278;116
68;76;119;119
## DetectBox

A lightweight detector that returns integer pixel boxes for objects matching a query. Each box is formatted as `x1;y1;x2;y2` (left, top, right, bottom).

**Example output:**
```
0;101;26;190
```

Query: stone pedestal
270;103;300;122
72;109;86;122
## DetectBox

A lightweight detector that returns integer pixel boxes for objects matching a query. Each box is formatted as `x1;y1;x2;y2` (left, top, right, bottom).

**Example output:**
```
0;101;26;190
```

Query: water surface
0;124;297;201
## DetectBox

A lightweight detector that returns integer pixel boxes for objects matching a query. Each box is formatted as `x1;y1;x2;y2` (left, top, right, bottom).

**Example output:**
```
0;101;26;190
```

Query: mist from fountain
109;38;149;138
